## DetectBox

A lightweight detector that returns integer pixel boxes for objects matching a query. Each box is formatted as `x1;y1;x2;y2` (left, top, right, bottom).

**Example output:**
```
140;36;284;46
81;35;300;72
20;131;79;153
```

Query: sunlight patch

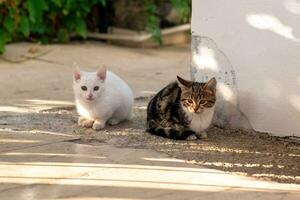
26;99;74;105
193;47;219;72
142;157;185;163
0;106;30;113
246;14;300;42
284;0;300;14
288;95;300;110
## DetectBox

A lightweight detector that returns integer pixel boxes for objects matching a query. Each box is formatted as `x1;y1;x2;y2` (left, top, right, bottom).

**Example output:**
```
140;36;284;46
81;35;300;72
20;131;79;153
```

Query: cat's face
73;67;106;101
177;76;217;114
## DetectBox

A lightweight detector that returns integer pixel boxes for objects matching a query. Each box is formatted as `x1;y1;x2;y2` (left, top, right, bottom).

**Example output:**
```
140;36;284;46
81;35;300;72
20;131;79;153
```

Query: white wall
191;0;300;136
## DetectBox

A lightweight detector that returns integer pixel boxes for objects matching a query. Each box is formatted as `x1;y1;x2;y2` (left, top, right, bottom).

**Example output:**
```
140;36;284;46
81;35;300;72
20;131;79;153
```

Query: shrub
118;0;191;45
0;0;191;53
0;0;106;53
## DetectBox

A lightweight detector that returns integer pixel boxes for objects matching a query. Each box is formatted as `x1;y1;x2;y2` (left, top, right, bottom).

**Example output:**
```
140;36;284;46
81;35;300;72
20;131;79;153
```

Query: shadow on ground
0;97;299;185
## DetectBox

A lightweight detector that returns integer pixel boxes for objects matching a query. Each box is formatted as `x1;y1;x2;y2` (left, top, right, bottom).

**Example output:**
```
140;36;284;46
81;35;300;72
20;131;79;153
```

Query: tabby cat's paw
196;131;208;139
186;134;198;141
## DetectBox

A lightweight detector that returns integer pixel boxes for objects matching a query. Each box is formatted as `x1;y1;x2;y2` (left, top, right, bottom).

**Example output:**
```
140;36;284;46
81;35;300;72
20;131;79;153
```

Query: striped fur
146;76;216;140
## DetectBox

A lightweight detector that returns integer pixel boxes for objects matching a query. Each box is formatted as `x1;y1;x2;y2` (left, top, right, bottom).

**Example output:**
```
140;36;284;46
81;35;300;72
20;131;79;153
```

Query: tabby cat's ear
177;76;192;89
204;77;217;94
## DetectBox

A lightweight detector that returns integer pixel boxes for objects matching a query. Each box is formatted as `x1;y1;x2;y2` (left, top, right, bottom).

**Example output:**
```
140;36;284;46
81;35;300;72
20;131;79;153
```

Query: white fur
183;106;215;138
73;68;134;130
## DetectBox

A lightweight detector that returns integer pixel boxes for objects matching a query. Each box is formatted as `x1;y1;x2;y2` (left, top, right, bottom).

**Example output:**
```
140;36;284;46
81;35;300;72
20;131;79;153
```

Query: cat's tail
146;120;194;140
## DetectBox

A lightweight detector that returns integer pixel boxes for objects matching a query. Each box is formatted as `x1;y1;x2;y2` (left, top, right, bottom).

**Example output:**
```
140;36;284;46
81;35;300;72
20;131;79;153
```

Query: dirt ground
0;42;299;195
2;97;299;184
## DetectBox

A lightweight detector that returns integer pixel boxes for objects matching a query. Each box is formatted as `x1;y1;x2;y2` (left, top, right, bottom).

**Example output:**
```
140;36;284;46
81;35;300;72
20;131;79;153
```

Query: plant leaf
51;0;62;7
4;16;16;33
57;28;69;42
0;29;11;54
0;30;6;53
75;19;87;38
26;0;48;22
99;0;106;6
20;15;30;37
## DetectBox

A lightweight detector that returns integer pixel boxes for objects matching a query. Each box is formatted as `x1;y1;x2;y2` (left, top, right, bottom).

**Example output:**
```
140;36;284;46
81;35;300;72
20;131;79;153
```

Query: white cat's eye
81;86;87;91
94;86;99;91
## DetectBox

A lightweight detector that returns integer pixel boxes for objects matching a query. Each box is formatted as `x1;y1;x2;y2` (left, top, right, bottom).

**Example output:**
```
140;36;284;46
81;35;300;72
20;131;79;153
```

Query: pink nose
88;94;93;98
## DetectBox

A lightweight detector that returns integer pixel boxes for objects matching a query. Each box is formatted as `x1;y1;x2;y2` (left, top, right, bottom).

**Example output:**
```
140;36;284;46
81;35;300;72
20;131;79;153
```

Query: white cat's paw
196;131;208;139
186;134;198;141
78;117;94;128
92;121;106;130
108;118;120;126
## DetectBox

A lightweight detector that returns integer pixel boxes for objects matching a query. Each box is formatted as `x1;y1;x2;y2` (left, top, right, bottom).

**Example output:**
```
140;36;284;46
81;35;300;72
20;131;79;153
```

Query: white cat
73;66;134;130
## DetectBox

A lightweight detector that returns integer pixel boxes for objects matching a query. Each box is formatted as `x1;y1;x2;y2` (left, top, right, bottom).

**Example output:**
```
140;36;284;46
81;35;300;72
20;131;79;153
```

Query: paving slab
0;129;77;153
0;142;299;200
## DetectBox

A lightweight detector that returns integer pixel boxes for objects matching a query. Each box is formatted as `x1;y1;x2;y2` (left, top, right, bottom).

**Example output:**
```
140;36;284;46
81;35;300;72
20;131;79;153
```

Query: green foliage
0;0;191;53
144;0;191;45
170;0;191;23
144;0;162;45
0;0;106;53
26;0;48;23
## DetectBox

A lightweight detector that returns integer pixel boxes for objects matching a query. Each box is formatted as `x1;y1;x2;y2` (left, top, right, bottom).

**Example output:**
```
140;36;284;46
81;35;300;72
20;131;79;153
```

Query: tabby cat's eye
94;86;99;91
187;99;193;104
200;100;207;104
81;86;87;91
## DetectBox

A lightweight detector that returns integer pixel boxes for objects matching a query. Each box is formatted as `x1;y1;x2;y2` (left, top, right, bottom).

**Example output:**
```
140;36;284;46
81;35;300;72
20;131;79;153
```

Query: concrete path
0;42;299;199
0;42;190;102
1;141;300;200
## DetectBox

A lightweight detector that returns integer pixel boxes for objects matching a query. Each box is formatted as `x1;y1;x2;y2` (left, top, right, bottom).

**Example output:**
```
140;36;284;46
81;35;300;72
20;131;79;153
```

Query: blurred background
0;0;191;52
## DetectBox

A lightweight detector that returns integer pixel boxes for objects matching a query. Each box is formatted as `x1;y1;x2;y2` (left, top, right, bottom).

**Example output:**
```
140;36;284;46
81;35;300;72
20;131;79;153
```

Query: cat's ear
97;66;107;81
73;67;81;82
204;77;217;94
177;76;192;89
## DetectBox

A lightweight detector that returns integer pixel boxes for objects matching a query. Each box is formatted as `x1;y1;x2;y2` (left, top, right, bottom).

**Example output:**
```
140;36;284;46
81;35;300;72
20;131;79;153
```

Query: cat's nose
88;94;93;98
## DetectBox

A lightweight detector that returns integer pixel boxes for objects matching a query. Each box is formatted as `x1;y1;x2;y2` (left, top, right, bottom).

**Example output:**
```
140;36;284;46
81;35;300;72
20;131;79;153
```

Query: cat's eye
187;99;193;104
94;86;99;91
81;86;87;91
200;100;207;104
203;100;215;107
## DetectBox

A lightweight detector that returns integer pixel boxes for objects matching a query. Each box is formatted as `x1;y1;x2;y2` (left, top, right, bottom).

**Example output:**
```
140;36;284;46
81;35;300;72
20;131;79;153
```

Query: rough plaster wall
191;36;252;129
191;0;300;136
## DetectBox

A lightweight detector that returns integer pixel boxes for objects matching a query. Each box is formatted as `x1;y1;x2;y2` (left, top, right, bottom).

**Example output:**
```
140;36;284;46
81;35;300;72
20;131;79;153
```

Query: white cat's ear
204;77;217;94
97;66;107;81
73;67;81;82
177;76;192;89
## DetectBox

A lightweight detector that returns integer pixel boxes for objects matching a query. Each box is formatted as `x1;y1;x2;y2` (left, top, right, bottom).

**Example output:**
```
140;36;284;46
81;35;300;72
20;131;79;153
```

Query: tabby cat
146;76;217;140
